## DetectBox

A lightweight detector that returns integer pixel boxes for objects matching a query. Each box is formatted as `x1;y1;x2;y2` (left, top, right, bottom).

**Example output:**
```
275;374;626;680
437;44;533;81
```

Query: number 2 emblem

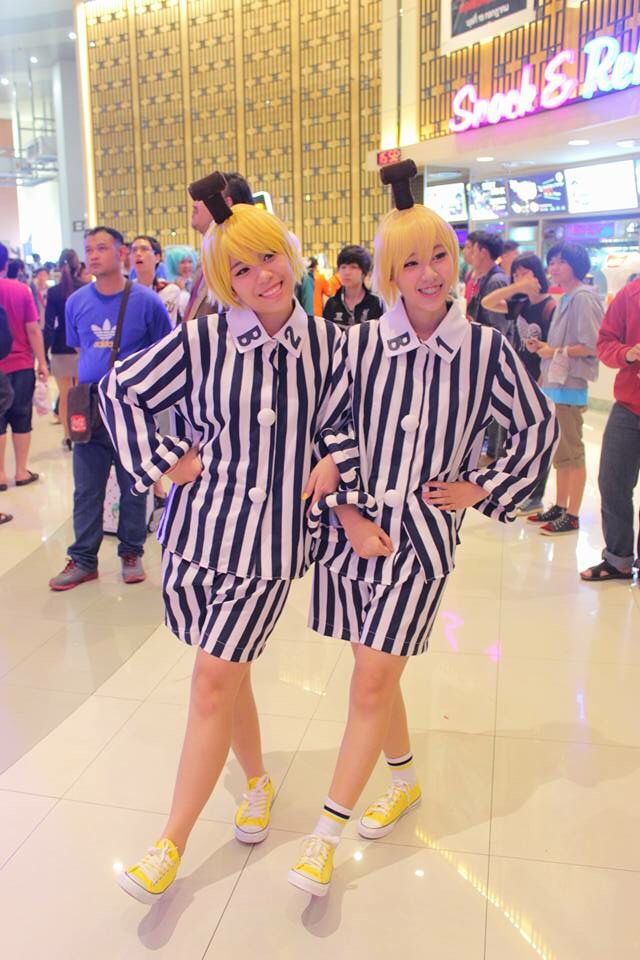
284;326;301;350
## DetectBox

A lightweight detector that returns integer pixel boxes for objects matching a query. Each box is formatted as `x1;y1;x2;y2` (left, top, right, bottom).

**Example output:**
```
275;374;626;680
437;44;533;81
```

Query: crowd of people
0;161;638;905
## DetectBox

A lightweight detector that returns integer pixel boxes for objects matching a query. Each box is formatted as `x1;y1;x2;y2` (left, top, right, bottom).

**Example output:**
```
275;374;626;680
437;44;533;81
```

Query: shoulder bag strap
108;280;133;369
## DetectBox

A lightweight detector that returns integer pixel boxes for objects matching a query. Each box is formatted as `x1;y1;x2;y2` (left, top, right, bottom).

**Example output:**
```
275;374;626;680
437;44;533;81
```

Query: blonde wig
201;204;305;307
373;204;459;305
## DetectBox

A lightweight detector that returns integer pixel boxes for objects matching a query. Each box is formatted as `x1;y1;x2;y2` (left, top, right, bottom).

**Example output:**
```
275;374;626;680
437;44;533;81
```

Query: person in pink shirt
581;276;640;582
0;242;48;490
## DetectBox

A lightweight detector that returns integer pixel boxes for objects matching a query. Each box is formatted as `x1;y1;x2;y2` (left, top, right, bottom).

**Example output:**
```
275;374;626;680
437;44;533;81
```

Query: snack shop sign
450;36;640;133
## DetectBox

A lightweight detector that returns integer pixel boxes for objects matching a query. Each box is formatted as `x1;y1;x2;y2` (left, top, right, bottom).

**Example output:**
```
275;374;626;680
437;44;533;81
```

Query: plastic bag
33;379;50;416
547;346;570;386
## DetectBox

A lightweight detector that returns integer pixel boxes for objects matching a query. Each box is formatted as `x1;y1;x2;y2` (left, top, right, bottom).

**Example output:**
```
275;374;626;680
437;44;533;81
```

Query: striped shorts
162;551;292;662
309;557;448;658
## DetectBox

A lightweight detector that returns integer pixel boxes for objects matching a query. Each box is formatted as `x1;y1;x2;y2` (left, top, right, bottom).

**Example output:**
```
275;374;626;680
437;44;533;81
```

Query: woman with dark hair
44;249;83;450
481;253;557;511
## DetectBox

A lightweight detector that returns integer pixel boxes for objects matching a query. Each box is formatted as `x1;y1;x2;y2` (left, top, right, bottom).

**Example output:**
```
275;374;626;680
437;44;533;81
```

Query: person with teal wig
163;245;198;319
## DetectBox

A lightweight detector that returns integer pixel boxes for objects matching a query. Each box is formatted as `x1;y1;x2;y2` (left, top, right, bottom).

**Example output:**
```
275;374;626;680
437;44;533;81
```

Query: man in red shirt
581;276;640;581
0;242;48;490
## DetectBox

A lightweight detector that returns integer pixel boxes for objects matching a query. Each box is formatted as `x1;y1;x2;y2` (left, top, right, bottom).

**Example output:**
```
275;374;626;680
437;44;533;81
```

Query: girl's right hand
343;515;394;559
165;446;203;485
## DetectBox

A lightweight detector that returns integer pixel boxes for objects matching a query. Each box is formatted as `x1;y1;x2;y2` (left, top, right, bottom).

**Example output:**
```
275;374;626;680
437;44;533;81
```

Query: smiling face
230;252;295;324
394;245;455;328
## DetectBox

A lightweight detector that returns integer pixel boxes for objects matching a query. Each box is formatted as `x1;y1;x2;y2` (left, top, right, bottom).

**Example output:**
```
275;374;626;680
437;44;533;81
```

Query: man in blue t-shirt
49;226;172;591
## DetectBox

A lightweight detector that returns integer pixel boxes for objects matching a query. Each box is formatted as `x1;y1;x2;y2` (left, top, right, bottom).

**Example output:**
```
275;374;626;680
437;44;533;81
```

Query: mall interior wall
80;0;388;265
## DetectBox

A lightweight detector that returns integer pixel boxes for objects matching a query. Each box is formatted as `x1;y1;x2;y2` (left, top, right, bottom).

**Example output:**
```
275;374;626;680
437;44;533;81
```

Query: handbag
67;281;132;443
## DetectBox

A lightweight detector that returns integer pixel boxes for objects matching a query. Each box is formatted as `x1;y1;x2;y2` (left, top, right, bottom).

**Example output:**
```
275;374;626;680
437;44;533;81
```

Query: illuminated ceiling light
568;139;589;146
89;40;96;47
0;77;9;86
476;156;494;162
29;56;39;64
616;139;635;148
68;31;77;40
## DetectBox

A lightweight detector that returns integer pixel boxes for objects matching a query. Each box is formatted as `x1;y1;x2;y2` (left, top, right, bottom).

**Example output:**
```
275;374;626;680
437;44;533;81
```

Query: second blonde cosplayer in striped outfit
288;161;559;897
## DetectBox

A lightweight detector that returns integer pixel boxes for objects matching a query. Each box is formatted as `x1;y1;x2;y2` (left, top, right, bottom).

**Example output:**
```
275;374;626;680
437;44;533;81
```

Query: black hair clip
380;159;418;210
188;172;232;224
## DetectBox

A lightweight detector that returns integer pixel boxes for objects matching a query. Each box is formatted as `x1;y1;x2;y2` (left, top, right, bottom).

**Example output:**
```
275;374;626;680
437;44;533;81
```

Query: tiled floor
1;410;639;959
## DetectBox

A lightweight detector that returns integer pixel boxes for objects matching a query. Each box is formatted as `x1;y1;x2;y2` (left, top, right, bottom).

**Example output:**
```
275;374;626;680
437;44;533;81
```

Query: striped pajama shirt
99;301;355;660
311;297;559;656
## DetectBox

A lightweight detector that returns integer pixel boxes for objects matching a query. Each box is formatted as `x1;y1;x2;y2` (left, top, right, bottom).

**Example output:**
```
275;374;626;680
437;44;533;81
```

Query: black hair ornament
188;171;232;224
379;159;418;210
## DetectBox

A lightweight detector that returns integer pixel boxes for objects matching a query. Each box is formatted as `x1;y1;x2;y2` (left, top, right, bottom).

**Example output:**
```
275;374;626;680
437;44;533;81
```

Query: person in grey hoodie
525;242;603;535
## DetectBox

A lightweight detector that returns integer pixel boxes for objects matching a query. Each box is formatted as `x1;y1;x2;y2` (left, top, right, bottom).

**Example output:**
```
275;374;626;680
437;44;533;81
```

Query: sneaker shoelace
123;556;139;568
136;839;175;883
241;774;271;819
299;835;333;872
367;780;411;817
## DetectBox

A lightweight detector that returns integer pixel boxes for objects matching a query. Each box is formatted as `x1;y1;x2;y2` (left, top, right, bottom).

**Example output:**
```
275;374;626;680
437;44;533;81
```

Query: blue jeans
598;403;640;571
68;423;147;571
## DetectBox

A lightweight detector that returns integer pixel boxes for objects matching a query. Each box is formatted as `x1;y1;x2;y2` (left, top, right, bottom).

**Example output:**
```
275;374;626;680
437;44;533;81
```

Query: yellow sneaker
288;834;337;897
235;773;274;844
117;838;181;904
358;781;422;839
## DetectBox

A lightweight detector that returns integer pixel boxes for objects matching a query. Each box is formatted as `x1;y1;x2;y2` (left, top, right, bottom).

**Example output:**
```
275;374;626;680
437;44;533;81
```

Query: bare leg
231;670;266;781
567;464;587;516
348;644;411;760
382;686;412;759
555;466;569;509
0;434;7;486
328;644;408;809
13;433;32;481
162;650;251;854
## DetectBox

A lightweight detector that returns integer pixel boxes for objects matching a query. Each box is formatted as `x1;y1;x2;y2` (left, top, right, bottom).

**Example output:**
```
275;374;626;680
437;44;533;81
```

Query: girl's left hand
302;455;340;507
423;480;488;511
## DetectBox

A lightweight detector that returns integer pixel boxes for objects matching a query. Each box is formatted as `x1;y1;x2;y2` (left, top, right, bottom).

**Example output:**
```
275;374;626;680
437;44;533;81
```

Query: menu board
565;160;638;215
508;171;567;216
425;182;468;222
467;179;509;221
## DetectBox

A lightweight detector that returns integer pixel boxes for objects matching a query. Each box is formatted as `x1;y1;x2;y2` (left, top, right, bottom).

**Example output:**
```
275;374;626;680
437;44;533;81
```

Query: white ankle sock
313;797;352;840
386;751;417;786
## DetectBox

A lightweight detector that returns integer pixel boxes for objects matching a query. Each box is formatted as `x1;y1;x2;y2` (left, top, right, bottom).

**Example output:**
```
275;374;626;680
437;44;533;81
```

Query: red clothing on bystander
0;277;40;374
596;278;640;416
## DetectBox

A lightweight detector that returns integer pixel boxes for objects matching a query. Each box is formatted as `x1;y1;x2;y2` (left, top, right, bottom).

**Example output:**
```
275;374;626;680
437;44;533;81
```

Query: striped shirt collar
226;301;308;357
380;297;469;362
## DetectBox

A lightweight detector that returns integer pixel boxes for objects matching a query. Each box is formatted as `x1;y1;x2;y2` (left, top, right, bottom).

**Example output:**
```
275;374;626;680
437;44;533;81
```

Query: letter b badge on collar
386;331;411;352
237;325;262;348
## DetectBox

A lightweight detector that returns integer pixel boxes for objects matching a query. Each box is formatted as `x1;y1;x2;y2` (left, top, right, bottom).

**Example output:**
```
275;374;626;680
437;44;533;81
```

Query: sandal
15;471;39;487
580;560;633;582
0;512;12;524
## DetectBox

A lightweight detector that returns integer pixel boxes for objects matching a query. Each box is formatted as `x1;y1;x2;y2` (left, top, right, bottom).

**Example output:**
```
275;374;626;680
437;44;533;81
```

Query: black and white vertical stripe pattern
310;553;448;656
313;297;559;586
99;302;351;580
162;551;291;661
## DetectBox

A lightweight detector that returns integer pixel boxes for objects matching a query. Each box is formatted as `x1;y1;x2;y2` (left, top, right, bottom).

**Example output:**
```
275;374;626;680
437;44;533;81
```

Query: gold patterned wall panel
359;0;388;245
242;0;296;231
84;0;386;261
85;0;138;238
419;0;640;143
